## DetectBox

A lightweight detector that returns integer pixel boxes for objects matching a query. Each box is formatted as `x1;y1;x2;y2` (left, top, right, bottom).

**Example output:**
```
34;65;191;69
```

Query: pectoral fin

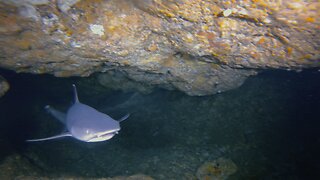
26;132;72;142
118;113;130;122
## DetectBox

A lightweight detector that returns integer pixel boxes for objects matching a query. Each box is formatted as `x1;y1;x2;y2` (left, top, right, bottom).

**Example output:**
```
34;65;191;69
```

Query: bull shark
27;84;130;142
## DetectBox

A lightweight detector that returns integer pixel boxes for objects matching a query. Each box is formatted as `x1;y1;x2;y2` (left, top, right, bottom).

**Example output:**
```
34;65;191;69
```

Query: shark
27;84;130;142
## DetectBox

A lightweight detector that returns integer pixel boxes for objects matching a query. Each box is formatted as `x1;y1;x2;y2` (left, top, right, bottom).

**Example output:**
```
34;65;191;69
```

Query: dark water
0;69;319;179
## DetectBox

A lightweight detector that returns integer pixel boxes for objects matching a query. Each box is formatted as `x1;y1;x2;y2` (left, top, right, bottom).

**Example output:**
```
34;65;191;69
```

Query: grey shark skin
27;84;130;142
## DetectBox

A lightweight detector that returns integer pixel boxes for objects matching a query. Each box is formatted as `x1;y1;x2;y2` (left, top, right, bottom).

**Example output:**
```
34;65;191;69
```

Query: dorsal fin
72;84;80;103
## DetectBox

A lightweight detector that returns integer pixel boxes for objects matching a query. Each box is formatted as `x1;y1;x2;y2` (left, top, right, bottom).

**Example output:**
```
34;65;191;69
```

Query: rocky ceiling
0;0;319;96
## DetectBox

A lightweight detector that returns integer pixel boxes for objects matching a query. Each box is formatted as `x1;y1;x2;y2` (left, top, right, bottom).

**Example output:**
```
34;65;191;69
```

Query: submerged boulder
0;75;9;97
0;0;319;95
196;158;238;180
15;174;154;180
0;153;154;179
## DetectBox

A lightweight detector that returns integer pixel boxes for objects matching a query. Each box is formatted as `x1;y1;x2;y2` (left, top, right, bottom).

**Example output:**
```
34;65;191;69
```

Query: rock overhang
0;0;319;96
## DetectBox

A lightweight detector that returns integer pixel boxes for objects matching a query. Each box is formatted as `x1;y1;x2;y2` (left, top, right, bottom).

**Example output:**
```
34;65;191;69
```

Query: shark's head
66;102;122;142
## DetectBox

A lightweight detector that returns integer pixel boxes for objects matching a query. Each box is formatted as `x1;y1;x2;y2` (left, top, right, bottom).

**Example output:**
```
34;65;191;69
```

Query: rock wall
0;75;9;97
0;0;319;95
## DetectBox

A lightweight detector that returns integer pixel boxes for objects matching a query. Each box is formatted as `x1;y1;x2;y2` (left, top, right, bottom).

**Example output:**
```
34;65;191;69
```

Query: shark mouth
86;129;120;142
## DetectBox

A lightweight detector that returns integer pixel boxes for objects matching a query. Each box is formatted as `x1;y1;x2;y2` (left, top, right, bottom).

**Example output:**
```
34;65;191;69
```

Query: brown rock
0;0;319;95
0;153;154;179
14;174;154;180
196;157;238;180
0;154;41;179
0;75;9;97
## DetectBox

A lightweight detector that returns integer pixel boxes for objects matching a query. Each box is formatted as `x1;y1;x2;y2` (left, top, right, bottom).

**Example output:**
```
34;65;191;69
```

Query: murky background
0;69;319;179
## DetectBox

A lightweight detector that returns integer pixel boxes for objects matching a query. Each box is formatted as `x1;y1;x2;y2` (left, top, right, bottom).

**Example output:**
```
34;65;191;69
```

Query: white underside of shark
27;84;129;142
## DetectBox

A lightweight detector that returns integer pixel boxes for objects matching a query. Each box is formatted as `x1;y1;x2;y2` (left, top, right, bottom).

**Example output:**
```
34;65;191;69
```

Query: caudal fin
45;105;66;124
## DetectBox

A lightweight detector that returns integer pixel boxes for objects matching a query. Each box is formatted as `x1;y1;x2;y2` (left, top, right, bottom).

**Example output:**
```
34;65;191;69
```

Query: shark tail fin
72;84;79;103
118;113;130;123
45;105;66;124
26;132;72;142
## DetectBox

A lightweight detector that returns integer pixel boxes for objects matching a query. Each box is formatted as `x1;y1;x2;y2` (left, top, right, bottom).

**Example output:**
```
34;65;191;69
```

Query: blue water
0;69;319;179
